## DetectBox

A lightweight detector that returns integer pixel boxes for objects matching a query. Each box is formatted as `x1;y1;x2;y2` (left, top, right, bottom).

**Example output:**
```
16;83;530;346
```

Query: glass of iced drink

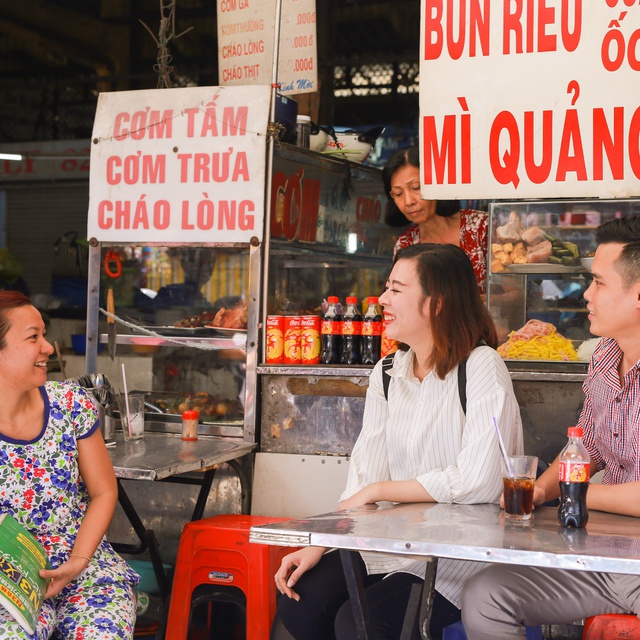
502;455;538;521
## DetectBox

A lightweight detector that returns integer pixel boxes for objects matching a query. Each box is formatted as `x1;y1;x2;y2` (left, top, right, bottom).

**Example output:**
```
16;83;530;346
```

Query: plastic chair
582;614;640;639
443;620;543;640
164;514;297;640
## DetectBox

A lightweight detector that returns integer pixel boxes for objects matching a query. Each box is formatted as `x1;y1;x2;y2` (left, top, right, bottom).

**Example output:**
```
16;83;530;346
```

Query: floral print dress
393;209;489;293
0;381;139;639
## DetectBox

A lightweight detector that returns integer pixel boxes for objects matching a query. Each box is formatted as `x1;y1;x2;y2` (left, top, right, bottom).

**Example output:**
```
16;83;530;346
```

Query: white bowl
309;129;329;152
324;133;372;163
580;257;594;271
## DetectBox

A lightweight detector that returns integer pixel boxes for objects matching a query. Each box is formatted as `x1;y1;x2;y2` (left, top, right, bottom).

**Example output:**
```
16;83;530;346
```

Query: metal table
108;432;255;603
250;502;640;639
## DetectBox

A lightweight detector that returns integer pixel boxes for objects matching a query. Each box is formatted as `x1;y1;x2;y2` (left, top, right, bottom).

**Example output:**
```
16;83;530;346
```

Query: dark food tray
133;390;244;423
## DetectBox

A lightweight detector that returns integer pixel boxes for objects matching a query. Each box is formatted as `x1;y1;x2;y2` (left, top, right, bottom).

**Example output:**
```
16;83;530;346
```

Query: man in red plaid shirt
462;215;640;639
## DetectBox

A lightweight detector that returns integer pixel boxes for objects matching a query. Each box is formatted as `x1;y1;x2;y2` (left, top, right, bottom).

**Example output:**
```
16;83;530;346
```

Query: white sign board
278;0;317;94
88;85;271;244
217;0;317;94
419;1;640;199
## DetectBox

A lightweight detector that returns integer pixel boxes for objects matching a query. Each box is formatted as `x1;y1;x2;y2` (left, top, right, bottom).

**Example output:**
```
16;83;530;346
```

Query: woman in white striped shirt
272;243;524;640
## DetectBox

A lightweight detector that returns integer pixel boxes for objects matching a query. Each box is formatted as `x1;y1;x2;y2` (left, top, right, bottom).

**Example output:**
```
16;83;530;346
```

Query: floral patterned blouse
393;209;489;293
0;381;139;586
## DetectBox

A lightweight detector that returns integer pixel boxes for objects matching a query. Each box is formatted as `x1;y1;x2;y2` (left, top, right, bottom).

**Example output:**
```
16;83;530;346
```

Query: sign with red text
278;0;317;94
217;0;317;94
0;141;91;183
87;85;271;243
419;1;640;199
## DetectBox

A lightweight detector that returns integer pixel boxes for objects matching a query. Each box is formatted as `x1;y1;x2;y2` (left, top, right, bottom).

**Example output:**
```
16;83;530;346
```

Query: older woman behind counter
383;145;489;293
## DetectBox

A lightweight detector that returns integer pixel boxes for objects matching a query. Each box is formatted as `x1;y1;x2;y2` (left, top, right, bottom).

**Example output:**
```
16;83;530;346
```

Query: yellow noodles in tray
498;327;579;361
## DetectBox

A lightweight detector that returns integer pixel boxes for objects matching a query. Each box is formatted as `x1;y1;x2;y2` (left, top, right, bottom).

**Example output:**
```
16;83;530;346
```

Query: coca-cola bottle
320;296;342;364
341;296;362;364
361;296;382;365
558;426;590;528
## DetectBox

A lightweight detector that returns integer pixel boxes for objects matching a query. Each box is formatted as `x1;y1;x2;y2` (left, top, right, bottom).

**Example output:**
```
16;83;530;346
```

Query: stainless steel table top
250;502;640;575
108;432;255;481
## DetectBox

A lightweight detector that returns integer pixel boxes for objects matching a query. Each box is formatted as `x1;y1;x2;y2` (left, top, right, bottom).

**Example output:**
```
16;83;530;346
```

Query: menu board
217;0;318;95
419;2;640;199
88;85;271;244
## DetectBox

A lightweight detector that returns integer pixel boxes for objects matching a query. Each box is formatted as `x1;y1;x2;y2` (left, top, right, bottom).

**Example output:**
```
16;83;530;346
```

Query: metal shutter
3;183;89;296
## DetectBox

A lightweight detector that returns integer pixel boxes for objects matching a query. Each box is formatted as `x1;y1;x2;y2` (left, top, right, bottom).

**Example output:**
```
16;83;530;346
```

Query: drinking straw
121;363;133;439
493;416;515;477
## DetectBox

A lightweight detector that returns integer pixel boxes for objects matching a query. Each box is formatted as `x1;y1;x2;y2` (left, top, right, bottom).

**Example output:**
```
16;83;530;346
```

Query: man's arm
536;457;640;517
588;482;640;517
532;457;562;506
533;457;598;507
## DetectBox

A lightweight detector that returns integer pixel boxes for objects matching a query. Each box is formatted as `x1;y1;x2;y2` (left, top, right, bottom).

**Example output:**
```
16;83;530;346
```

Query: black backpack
381;352;469;415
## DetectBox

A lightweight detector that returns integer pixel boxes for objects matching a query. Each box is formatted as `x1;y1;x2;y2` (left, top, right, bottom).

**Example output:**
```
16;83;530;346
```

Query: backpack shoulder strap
382;353;395;401
457;357;467;415
458;341;487;415
382;350;470;413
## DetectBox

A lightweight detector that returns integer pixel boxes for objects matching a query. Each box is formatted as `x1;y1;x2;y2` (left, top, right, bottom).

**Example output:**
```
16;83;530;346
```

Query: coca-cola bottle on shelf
320;297;342;365
341;296;362;364
361;296;382;365
558;426;590;528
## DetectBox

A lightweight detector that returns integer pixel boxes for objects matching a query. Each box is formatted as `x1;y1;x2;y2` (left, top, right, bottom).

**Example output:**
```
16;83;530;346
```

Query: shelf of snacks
487;199;639;369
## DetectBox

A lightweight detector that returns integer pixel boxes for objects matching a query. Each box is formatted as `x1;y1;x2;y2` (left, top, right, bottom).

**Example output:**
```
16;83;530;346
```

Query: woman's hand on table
338;485;377;510
274;546;326;601
339;481;432;510
40;556;89;599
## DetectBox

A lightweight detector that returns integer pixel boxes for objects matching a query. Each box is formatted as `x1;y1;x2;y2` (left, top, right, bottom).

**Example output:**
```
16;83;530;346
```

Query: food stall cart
83;85;272;573
82;81;392;558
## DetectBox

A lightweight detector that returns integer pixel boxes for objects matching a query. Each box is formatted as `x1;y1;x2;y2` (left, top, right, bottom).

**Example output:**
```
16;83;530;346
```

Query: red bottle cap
346;296;358;304
567;426;583;437
367;296;379;303
182;410;199;420
327;296;339;303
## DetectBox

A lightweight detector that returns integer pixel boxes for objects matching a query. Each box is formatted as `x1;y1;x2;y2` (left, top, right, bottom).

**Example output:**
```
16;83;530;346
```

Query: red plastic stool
165;514;297;640
583;614;640;639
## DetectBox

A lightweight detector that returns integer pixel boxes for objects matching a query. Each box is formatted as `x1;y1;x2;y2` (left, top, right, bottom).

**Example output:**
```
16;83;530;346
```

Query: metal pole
260;0;284;363
85;240;101;374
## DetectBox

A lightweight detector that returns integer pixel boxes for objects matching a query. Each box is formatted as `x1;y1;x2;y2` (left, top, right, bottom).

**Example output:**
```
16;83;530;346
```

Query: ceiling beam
0;0;130;87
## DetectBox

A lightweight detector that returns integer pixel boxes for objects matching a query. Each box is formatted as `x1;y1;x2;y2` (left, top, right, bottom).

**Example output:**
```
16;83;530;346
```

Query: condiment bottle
296;115;311;148
181;409;199;441
558;426;590;528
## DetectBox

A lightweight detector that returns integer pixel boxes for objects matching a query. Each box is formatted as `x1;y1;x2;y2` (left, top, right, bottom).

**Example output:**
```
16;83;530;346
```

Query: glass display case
487;199;640;370
265;146;393;318
258;146;391;458
89;243;256;440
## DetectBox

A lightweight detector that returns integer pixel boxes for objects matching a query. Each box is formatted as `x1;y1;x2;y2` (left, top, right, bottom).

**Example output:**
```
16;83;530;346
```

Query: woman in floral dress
383;145;488;293
0;291;139;639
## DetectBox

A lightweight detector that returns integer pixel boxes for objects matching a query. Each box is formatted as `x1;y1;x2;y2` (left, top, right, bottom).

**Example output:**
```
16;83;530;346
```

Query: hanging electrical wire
140;0;194;89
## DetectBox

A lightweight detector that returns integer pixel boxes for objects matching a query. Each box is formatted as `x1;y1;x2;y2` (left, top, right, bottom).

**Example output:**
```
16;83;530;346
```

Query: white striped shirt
339;346;524;606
